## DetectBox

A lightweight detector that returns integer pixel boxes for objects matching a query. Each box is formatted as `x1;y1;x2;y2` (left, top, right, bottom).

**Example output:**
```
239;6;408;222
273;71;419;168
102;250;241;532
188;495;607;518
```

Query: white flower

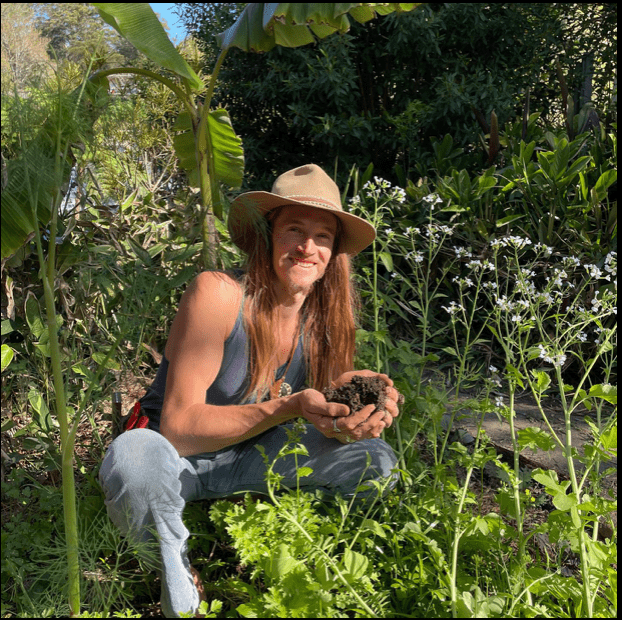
495;396;504;408
407;251;424;263
585;264;603;279
604;251;617;277
538;344;566;367
392;187;407;204
442;301;464;315
495;295;514;311
423;193;443;204
563;256;582;267
534;242;553;256
454;246;472;258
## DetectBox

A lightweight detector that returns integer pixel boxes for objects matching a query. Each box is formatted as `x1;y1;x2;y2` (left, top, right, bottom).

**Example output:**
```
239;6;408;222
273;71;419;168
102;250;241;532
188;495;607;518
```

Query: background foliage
178;2;617;188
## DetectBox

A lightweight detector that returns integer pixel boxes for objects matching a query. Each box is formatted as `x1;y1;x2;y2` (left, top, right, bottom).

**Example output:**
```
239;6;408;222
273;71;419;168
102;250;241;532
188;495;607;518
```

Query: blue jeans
98;425;398;617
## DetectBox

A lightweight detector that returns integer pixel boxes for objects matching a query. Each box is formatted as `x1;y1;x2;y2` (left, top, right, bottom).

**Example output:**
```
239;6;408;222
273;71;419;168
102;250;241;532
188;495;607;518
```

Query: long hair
241;208;359;402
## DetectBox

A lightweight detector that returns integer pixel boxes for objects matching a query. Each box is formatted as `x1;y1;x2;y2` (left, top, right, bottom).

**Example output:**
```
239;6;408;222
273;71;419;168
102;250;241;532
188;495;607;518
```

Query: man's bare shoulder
192;271;244;333
194;270;244;300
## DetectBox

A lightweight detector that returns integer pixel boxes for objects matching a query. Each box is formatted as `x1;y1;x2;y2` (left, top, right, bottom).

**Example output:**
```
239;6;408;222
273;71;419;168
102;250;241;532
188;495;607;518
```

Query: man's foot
190;565;206;617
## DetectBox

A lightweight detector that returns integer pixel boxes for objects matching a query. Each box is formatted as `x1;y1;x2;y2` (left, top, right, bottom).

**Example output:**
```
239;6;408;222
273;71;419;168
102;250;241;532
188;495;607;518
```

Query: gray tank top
139;298;307;433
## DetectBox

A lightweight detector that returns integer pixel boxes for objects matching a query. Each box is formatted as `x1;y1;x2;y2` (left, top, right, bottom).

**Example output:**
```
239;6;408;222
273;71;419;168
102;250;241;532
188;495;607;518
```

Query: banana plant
91;3;420;266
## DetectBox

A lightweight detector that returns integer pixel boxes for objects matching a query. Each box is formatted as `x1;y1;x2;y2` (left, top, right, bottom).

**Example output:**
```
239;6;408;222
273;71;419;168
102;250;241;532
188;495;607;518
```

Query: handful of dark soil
322;375;389;416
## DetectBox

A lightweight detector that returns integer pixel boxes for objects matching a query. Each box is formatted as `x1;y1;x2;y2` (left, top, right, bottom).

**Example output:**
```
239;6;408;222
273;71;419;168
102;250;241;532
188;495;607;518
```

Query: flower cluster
406;250;424;263
466;259;495;271
353;176;407;204
442;301;464;316
490;236;533;250
537;344;567;368
423;193;443;209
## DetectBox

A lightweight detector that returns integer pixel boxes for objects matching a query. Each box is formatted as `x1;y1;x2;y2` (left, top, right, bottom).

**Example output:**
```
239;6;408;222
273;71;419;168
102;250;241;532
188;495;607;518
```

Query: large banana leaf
173;108;244;190
216;2;421;52
92;3;203;92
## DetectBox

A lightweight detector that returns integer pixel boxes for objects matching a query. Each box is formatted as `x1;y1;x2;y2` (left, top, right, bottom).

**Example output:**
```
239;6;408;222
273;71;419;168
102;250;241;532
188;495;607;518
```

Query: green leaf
591;169;617;204
505;364;524;389
517;427;557;452
496;214;525;227
599;423;617;451
361;518;387;538
1;319;15;336
532;468;564;494
589;383;617;405
2;77;109;260
553;492;577;512
379;251;393;272
531;369;551;392
93;3;202;91
92;352;120;370
216;3;422;52
173;108;244;191
263;543;300;581
296;466;313;478
341;548;368;582
127;237;152;266
1;149;54;260
28;388;52;432
25;294;45;339
1;344;15;372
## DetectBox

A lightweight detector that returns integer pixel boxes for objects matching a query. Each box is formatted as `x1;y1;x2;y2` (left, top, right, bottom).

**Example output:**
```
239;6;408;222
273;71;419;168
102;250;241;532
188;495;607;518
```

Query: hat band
278;194;341;211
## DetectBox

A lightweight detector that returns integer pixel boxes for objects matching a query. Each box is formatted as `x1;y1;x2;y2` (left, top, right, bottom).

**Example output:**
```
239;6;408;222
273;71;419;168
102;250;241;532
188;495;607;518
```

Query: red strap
125;401;148;430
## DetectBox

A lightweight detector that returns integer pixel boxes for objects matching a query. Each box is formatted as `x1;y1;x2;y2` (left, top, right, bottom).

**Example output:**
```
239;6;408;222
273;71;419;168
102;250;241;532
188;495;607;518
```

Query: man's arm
160;271;348;456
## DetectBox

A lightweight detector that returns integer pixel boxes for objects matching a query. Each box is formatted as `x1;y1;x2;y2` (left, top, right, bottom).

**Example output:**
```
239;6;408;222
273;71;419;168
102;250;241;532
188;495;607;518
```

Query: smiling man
99;163;401;617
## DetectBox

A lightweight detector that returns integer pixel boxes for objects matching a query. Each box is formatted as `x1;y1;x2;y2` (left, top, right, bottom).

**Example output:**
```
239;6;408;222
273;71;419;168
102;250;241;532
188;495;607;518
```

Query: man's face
271;205;338;297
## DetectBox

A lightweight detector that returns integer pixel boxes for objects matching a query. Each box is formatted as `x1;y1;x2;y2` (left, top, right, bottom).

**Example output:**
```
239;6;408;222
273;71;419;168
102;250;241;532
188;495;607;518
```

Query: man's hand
297;370;402;443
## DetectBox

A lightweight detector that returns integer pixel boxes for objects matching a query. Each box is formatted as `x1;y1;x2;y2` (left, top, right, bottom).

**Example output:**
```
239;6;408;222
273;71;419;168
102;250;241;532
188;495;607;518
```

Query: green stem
506;388;532;604
197;47;229;266
32;221;80;616
372;201;381;374
90;67;194;116
555;365;593;617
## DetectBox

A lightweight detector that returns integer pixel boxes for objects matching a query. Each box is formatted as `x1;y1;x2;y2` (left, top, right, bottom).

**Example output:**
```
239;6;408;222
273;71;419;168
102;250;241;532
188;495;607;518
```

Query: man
99;164;401;617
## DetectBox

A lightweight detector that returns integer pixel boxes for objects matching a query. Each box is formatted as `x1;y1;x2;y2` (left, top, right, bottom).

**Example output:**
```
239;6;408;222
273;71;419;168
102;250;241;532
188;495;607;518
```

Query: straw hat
228;164;376;256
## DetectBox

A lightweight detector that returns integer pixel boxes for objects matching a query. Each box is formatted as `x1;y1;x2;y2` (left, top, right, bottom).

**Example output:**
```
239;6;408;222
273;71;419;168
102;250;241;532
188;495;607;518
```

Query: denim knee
99;429;180;494
334;438;399;498
99;429;184;541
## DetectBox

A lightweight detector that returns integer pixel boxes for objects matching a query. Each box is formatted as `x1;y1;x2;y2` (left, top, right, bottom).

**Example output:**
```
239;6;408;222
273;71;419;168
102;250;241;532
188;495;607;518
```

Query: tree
31;2;137;70
1;3;51;95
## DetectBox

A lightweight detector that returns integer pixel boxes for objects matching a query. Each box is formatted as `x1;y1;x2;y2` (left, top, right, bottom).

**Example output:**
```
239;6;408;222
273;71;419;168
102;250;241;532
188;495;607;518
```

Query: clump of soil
323;375;389;416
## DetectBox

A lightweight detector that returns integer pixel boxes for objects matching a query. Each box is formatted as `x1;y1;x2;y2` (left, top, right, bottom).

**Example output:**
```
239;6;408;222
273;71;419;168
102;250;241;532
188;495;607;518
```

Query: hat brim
228;192;376;256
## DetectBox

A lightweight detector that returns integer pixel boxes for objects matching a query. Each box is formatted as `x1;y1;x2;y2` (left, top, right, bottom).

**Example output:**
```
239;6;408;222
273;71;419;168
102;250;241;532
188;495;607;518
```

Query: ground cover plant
1;3;617;618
